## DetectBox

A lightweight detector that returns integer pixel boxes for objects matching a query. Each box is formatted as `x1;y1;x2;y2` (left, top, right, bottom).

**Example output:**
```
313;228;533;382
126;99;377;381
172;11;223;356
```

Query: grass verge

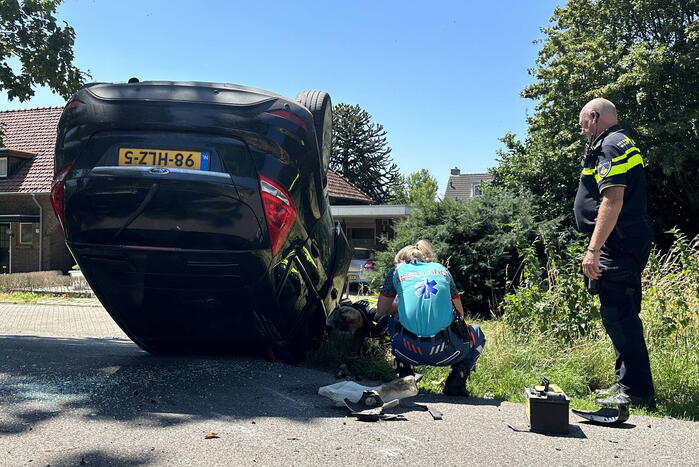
0;291;97;303
307;317;699;421
0;291;45;303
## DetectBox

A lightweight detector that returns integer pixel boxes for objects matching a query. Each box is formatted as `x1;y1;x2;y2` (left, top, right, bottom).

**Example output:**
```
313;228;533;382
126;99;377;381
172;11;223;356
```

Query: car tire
295;90;332;173
266;300;327;364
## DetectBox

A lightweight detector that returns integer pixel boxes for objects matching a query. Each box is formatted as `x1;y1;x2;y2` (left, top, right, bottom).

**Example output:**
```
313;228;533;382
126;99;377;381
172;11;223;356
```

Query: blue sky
1;0;562;195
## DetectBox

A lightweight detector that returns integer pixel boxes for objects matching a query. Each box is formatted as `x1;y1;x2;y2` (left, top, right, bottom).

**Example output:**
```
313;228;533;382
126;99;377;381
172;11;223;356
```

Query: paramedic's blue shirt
380;262;459;337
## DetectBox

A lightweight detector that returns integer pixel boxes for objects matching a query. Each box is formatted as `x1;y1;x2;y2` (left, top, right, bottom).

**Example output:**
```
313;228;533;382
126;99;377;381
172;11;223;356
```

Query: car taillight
267;110;308;130
50;162;74;233
63;99;84;111
259;175;296;255
363;260;375;270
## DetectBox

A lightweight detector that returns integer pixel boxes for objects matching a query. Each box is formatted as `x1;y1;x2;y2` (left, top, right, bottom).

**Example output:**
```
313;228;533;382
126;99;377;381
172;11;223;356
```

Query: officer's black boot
443;361;470;396
396;360;415;378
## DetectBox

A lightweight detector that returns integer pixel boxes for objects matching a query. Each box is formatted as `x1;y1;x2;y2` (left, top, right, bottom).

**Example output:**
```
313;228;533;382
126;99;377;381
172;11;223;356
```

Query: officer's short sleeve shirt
574;126;649;234
596;136;634;192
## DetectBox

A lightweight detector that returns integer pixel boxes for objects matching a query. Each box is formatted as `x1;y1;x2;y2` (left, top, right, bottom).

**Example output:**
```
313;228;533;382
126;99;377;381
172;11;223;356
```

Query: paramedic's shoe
442;367;470;397
396;361;415;378
594;383;622;397
595;392;656;411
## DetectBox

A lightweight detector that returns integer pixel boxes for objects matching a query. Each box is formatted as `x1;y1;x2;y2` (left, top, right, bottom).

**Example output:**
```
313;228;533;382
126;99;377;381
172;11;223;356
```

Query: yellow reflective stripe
628;153;644;167
289;173;300;191
595;154;644;182
581;168;595;175
612;146;640;162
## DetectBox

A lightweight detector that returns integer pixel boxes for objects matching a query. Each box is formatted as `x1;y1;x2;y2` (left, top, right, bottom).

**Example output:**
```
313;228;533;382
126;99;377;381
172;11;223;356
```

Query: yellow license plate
347;274;358;280
118;148;210;170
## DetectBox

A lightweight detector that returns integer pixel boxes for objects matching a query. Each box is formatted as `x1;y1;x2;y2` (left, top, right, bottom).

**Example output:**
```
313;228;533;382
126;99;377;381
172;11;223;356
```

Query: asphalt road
1;303;697;466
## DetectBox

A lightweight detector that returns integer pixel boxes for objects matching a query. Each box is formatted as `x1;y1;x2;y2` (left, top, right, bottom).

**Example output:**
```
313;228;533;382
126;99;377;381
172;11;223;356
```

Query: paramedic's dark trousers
389;319;485;369
599;228;654;398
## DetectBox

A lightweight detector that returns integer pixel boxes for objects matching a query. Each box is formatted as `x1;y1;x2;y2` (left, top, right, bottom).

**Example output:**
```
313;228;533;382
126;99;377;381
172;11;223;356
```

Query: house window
19;223;34;245
349;227;375;240
0;157;7;178
0;224;9;249
472;181;483;197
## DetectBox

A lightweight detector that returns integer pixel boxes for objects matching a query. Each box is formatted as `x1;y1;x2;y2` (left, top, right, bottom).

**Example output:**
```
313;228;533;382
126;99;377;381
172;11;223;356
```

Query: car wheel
266;301;327;363
295;90;332;173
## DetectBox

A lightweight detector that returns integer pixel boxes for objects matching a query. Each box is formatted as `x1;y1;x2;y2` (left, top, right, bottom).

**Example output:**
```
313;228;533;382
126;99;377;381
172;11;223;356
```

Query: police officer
574;98;655;409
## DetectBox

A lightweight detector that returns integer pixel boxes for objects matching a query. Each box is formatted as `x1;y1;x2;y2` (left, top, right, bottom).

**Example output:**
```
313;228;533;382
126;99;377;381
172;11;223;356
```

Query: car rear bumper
70;242;274;353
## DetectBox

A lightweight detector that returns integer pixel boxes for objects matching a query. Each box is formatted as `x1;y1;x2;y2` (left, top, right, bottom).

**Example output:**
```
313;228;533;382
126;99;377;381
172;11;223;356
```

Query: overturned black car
51;80;352;361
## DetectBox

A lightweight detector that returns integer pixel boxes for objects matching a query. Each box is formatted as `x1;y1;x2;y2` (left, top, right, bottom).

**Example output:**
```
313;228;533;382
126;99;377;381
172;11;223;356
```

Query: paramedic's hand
582;250;601;280
376;294;396;317
451;297;464;319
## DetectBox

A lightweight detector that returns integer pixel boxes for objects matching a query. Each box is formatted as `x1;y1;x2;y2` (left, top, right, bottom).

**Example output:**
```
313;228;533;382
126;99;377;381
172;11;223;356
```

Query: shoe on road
442;368;470;397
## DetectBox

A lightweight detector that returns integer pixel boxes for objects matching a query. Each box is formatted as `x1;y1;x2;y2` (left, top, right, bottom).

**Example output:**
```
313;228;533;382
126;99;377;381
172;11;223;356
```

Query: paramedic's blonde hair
394;240;438;264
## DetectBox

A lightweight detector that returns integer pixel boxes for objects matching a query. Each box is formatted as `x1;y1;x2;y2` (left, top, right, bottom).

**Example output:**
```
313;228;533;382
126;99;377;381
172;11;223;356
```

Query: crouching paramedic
375;240;485;396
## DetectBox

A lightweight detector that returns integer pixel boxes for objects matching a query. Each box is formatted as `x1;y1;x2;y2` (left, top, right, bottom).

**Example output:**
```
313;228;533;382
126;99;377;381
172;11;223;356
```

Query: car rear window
353;249;373;260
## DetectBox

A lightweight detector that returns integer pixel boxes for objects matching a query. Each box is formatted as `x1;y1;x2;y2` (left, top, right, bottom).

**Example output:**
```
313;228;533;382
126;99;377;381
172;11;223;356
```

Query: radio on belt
524;377;570;434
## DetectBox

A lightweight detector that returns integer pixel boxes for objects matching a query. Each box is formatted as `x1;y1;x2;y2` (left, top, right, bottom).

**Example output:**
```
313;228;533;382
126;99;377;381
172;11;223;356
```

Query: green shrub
372;188;553;316
641;230;699;419
501;234;600;342
0;271;69;293
643;230;699;346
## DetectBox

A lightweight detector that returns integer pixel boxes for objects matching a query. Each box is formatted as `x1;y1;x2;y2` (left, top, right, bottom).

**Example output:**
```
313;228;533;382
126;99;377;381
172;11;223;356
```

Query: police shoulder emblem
597;160;612;178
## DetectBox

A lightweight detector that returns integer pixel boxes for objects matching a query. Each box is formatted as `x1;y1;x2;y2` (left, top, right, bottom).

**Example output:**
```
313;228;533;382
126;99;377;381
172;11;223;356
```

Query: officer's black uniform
573;124;654;399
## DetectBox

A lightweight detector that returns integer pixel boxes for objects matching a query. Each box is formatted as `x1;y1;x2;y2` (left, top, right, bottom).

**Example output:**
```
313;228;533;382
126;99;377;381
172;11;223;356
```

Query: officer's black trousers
599;230;654;398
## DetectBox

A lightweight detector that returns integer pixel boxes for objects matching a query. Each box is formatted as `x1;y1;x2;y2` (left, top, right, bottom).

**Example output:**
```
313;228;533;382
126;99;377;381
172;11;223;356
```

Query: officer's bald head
582;98;618;121
579;98;618;139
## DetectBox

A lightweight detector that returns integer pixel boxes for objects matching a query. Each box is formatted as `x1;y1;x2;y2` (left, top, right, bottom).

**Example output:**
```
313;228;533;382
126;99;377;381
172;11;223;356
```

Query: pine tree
331;103;400;203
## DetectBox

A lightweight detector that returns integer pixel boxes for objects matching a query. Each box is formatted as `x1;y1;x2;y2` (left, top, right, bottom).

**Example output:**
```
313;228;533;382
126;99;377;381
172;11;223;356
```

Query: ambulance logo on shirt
597;160;612;178
415;278;438;299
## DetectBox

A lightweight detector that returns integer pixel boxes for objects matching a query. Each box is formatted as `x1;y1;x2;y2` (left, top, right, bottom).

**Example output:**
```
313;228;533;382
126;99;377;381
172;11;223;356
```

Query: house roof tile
327;170;373;204
0;107;63;193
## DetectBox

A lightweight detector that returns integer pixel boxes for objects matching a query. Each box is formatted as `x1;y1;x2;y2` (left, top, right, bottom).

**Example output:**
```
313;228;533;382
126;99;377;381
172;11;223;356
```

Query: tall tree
390;169;439;205
0;0;84;102
331;103;400;203
491;0;699;238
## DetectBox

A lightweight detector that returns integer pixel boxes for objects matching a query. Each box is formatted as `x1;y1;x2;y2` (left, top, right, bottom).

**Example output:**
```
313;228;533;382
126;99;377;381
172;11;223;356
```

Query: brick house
0;107;409;273
443;167;493;200
0;107;73;273
326;171;411;250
